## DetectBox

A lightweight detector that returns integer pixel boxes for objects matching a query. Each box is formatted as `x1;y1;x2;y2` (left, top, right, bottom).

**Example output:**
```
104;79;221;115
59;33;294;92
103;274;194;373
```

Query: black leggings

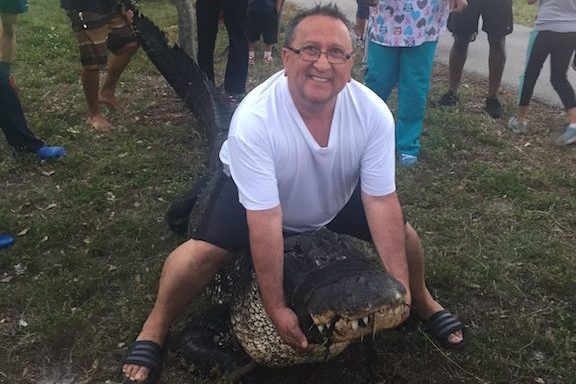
518;30;576;110
0;71;44;152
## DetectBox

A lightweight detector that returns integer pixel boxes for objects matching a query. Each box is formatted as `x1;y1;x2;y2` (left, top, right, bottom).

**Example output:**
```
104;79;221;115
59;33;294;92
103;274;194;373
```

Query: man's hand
268;306;309;350
450;0;468;12
122;9;134;25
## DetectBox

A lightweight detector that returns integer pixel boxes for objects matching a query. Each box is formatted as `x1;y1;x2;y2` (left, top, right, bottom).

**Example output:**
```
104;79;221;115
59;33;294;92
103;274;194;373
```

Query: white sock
249;51;255;59
264;51;272;58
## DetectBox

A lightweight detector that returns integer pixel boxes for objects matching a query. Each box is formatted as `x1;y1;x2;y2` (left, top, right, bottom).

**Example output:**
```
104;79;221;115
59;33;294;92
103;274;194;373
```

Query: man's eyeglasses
284;45;354;64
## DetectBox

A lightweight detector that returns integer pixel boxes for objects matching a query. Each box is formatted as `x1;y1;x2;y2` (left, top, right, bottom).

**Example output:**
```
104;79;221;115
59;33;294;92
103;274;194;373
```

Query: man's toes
133;366;151;381
447;331;463;345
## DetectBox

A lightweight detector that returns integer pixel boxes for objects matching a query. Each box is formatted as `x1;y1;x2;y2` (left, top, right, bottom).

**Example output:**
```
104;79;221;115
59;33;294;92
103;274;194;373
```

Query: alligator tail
123;0;235;234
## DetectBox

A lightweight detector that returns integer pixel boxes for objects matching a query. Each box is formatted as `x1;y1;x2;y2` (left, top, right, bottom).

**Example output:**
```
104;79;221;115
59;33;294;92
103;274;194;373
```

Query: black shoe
485;97;502;118
437;92;459;107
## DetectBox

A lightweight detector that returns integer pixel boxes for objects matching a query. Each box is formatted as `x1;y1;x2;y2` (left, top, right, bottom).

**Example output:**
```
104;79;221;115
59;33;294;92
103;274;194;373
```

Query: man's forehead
294;15;351;45
295;15;347;36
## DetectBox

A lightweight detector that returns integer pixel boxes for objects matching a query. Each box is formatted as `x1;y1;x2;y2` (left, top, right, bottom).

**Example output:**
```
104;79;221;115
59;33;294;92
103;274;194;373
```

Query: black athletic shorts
191;171;395;253
447;0;513;39
247;9;279;45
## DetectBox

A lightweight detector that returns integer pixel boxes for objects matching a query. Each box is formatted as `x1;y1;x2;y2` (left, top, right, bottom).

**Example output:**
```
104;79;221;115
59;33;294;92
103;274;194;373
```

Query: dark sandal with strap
123;340;163;384
421;310;467;350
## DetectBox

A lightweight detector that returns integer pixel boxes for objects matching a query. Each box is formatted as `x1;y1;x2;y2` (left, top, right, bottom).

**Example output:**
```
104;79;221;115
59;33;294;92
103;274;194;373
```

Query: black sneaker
437;92;459;107
485;97;502;118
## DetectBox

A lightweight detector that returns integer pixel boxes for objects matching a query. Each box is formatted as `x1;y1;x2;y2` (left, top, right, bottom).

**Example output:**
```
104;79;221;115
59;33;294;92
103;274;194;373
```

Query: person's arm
361;191;411;309
246;207;309;350
449;0;468;12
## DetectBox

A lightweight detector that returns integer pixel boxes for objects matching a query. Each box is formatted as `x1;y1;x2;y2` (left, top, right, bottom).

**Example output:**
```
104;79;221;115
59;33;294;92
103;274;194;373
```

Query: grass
1;0;575;383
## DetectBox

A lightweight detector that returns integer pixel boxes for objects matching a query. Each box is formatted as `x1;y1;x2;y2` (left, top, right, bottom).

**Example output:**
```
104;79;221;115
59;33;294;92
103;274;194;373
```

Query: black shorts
447;0;513;39
192;172;388;253
247;9;279;45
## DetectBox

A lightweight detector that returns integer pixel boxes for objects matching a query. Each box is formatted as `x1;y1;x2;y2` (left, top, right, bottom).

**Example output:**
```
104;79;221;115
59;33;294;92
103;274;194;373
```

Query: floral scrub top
367;0;451;47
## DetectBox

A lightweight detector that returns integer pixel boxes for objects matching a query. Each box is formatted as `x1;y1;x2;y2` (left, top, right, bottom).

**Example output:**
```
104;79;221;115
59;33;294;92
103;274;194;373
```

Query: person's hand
450;0;468;12
122;9;135;25
268;306;309;350
402;286;412;323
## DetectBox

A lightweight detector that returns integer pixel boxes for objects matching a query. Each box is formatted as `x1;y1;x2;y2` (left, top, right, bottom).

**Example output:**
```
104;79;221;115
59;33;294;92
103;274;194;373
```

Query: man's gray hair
283;3;354;47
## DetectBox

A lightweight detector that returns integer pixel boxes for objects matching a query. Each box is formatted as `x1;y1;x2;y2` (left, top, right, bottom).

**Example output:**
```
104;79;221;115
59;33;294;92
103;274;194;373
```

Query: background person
196;0;249;102
0;0;27;82
507;0;576;145
60;0;140;132
1;66;66;159
364;0;468;167
437;0;513;119
122;5;465;383
247;0;283;65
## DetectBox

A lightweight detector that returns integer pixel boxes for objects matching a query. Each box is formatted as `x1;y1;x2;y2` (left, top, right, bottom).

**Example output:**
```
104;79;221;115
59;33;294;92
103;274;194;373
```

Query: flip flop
420;309;467;350
123;340;163;384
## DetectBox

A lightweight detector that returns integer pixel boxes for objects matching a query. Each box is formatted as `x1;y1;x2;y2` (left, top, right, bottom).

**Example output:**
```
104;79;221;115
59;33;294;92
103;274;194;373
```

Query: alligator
125;1;409;377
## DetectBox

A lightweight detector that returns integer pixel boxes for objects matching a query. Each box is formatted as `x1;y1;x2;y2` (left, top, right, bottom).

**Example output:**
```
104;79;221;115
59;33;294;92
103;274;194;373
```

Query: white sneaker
556;125;576;145
508;116;527;134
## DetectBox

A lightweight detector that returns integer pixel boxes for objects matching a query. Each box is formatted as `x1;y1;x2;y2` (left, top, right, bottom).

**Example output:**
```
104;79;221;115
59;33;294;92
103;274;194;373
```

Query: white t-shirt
219;71;396;232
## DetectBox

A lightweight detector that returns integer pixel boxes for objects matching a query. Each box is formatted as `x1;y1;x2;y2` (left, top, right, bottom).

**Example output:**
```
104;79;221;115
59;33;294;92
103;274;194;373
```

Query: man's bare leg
81;67;112;132
99;41;139;109
404;223;464;345
447;35;471;94
487;35;506;99
122;239;233;383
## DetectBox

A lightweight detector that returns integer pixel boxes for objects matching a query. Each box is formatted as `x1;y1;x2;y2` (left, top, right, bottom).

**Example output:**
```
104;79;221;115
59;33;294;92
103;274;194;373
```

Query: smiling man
123;5;465;383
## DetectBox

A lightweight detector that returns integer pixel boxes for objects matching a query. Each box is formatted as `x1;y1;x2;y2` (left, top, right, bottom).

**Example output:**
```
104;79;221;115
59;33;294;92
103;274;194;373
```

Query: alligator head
227;229;407;367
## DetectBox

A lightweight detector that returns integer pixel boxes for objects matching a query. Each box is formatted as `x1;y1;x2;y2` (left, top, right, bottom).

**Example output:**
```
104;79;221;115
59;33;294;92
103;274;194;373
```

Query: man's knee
173;238;233;272
487;36;506;53
452;35;471;51
116;40;139;56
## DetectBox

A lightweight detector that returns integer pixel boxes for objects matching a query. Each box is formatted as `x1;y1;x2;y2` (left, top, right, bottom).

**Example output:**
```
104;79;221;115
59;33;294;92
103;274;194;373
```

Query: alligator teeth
395;291;401;301
351;320;359;331
317;324;324;333
363;316;369;325
326;322;332;329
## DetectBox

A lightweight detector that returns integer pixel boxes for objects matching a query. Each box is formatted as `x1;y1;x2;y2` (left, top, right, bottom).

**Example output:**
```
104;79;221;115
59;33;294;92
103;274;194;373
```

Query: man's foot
263;54;274;64
412;300;465;348
87;115;112;132
419;310;466;349
122;340;163;383
485;97;502;118
437;91;459;107
36;145;67;160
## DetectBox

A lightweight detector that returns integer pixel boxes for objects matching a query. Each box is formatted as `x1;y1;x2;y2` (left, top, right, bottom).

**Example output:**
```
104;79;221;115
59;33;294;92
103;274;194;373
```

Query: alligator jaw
310;300;408;342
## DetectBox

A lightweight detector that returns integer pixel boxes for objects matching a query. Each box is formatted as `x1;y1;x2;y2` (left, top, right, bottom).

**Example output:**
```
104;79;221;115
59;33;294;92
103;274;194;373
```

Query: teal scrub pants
365;40;438;157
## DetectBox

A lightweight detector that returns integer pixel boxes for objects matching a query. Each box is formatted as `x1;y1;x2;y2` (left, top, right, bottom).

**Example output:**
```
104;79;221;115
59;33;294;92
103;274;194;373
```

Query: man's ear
281;47;290;67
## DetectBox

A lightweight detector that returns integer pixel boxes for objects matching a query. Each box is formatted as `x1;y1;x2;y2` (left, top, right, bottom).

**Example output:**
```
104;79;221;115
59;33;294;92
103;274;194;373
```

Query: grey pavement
288;0;576;107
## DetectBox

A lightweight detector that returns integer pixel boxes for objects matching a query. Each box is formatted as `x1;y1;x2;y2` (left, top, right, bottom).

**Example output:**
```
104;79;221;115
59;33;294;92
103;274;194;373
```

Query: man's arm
246;207;309;350
450;0;468;12
361;191;411;308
